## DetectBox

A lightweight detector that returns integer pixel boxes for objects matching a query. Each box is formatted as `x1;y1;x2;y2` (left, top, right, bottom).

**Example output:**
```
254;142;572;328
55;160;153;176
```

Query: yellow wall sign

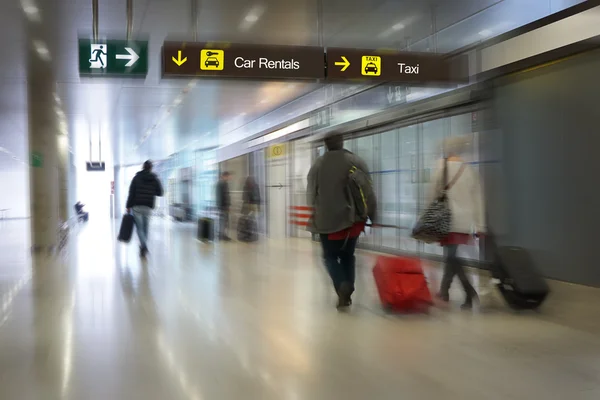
361;55;381;76
200;49;224;70
269;144;286;158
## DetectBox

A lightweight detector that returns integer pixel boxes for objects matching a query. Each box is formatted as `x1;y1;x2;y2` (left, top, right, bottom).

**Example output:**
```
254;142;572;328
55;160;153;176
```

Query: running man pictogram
89;44;107;69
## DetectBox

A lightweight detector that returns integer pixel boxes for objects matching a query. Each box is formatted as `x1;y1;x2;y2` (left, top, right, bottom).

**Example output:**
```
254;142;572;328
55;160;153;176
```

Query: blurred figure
74;201;88;222
431;136;486;309
241;176;260;215
307;132;376;309
238;176;260;242
126;160;164;258
216;171;232;241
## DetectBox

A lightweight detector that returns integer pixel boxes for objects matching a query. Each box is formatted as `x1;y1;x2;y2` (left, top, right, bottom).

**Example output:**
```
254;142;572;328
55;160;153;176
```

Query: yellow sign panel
269;144;286;158
200;49;224;71
361;55;381;76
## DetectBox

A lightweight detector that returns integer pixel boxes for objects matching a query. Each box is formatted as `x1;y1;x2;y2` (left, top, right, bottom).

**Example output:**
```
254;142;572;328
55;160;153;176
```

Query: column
27;31;67;253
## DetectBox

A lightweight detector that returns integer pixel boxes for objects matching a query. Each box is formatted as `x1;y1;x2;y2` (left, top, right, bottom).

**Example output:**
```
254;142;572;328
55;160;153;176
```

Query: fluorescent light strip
246;119;309;148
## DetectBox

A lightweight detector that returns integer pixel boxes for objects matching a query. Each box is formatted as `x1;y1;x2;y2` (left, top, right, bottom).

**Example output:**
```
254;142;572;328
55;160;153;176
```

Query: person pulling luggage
125;160;164;258
428;136;485;309
307;132;377;309
238;176;260;242
216;171;232;241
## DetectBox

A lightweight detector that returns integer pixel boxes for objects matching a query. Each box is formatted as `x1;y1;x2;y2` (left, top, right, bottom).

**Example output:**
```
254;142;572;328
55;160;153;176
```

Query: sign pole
92;0;99;42
126;0;133;40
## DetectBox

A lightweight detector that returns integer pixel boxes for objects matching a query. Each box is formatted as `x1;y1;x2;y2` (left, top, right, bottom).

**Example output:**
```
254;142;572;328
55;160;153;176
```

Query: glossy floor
1;218;600;399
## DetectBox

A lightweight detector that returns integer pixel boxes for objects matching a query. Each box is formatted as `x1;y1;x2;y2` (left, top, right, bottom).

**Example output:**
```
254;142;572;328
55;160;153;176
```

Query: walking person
126;160;164;258
216;171;232;241
307;132;376;309
431;136;486;309
241;176;260;215
238;176;260;242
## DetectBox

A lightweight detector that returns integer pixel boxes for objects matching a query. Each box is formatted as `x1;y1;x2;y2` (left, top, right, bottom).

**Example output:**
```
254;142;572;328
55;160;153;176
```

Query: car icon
205;56;220;68
364;62;378;74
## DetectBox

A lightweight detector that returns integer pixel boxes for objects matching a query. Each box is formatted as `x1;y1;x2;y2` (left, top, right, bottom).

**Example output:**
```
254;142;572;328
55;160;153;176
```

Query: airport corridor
0;219;599;399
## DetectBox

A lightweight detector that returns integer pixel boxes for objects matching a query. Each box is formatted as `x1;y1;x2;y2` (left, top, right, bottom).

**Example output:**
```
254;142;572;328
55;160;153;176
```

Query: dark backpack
347;164;377;222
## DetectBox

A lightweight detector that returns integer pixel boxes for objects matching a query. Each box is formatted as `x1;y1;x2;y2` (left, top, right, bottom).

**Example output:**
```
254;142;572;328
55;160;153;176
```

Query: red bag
373;255;433;312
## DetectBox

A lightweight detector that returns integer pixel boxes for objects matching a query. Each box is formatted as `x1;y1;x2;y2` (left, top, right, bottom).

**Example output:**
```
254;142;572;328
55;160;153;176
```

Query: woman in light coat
429;136;486;309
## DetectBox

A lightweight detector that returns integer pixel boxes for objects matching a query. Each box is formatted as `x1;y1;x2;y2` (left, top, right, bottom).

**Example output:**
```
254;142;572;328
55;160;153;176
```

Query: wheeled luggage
198;217;214;242
118;213;135;243
373;255;433;312
237;215;258;242
492;246;549;310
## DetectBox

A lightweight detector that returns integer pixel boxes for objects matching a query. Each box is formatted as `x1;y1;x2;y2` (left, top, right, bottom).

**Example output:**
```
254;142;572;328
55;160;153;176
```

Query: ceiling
0;0;586;169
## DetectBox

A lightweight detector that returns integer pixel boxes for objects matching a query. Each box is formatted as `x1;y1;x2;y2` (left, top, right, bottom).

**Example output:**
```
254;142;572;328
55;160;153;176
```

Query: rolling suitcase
492;246;549;310
198;217;214;242
373;255;433;313
118;213;135;243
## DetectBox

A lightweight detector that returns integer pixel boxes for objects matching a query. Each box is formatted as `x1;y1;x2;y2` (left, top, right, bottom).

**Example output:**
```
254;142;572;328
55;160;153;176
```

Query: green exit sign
78;39;148;77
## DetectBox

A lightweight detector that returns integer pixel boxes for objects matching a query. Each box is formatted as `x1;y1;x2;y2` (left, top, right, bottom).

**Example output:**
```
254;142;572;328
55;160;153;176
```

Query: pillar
27;31;68;253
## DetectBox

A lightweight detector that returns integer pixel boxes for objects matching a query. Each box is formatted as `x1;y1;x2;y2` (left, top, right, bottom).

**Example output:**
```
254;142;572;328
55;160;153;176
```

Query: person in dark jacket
75;201;88;222
216;171;232;241
126;160;164;258
307;132;375;309
242;176;260;215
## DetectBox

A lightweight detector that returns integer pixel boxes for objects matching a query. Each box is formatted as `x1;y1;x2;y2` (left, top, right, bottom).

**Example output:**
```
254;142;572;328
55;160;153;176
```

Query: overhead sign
268;144;286;158
78;39;148;76
326;48;468;83
162;42;325;79
86;162;106;171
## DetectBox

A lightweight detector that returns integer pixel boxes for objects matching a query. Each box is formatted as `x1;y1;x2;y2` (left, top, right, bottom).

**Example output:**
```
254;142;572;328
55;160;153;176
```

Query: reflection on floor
0;218;600;399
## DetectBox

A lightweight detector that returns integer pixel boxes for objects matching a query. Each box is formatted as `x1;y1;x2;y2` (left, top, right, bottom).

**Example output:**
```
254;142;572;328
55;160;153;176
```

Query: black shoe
140;246;148;258
220;236;232;242
436;292;450;303
461;292;479;310
336;282;353;309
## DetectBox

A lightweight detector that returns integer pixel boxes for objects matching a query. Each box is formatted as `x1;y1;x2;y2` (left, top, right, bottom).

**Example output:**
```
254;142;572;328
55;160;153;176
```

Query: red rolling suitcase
373;255;433;312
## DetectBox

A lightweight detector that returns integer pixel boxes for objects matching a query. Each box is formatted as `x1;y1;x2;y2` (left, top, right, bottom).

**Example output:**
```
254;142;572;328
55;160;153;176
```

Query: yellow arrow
172;50;187;66
334;56;350;72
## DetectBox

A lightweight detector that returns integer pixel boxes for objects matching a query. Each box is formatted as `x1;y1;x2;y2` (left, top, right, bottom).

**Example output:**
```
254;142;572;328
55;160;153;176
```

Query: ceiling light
260;99;269;104
33;40;51;61
239;112;247;117
21;0;41;21
478;29;492;38
174;96;183;106
392;23;405;31
23;5;38;15
240;5;266;31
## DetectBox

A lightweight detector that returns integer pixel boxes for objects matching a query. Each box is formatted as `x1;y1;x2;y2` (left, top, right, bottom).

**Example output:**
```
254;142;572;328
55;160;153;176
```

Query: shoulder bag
411;159;466;244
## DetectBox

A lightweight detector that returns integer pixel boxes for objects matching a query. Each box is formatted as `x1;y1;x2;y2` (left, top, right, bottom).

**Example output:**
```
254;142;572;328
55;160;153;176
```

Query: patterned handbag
412;159;465;244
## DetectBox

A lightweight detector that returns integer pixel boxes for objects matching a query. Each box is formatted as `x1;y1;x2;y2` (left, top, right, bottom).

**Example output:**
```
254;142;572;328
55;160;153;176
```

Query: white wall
0;167;30;218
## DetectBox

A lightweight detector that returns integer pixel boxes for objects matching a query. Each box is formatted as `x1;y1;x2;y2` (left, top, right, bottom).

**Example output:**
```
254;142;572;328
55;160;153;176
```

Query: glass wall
340;111;481;261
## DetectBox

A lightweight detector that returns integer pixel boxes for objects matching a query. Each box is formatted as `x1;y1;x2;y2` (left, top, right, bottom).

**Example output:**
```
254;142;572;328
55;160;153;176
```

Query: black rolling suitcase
198;217;214;242
491;246;549;310
118;213;135;243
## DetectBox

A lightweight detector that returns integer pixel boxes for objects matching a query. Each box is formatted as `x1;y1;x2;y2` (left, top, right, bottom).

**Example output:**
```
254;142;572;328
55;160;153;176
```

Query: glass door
398;124;419;253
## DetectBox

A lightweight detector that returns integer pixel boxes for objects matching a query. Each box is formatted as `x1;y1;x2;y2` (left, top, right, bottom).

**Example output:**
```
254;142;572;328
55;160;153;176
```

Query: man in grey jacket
307;133;373;309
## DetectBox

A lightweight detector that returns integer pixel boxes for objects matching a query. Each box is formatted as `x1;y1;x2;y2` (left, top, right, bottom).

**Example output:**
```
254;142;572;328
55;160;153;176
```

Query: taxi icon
364;62;378;74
